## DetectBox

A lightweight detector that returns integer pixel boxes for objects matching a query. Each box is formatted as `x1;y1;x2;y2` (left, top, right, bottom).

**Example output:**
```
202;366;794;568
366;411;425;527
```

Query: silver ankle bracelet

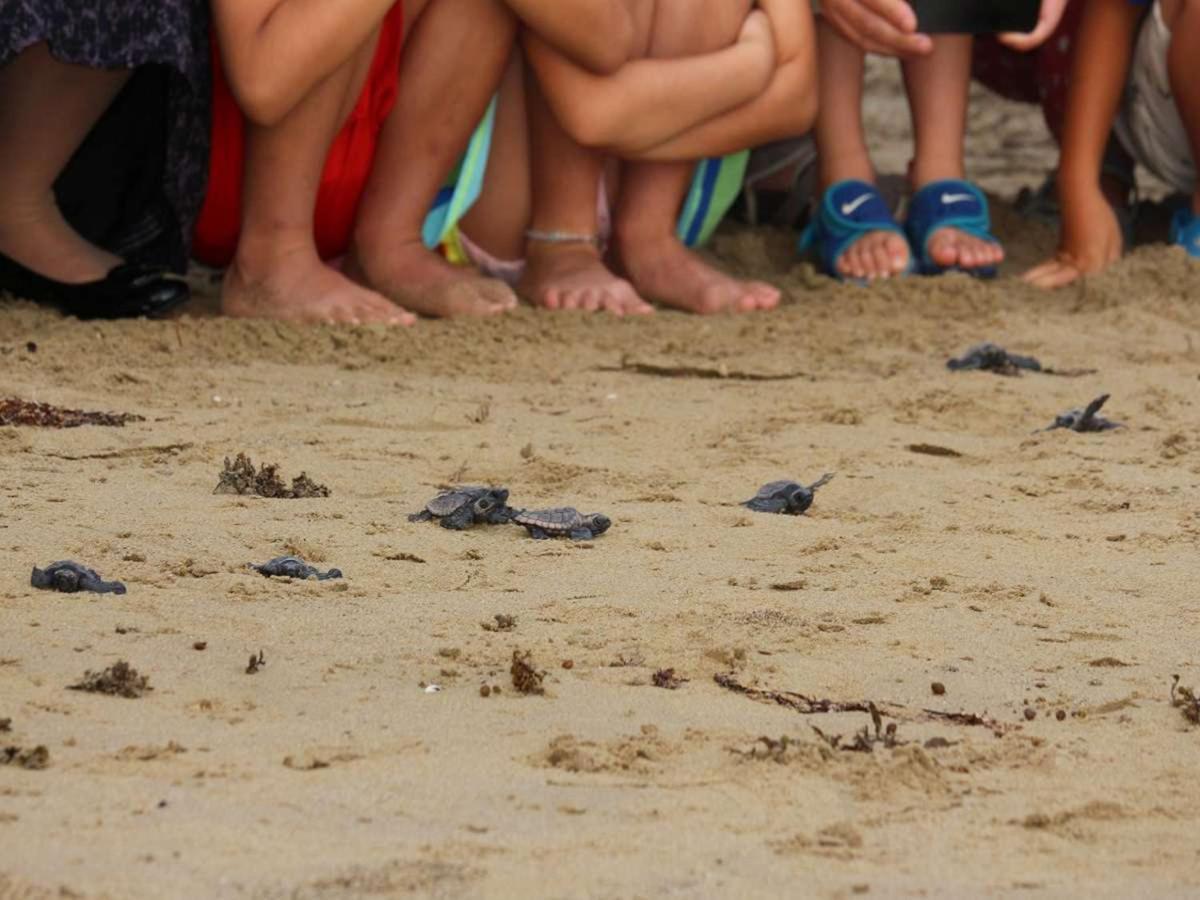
525;229;602;247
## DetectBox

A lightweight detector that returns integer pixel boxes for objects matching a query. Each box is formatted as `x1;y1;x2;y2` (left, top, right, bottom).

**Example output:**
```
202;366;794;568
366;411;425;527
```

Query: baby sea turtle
250;556;343;581
1041;394;1122;433
31;561;126;595
743;474;835;515
512;508;611;541
408;485;513;530
947;342;1041;375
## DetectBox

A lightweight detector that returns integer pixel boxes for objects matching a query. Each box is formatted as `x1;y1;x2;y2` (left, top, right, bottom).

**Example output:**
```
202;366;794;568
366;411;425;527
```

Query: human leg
348;0;519;318
811;20;910;280
903;36;1004;272
0;43;128;283
222;31;411;325
613;0;780;314
518;68;651;315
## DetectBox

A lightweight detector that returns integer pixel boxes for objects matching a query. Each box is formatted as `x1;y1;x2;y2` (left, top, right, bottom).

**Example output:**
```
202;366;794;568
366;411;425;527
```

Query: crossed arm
212;0;635;127
525;0;817;162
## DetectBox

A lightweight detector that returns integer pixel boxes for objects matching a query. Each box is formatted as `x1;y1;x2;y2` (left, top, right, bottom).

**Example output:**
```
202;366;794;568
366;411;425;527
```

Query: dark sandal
0;252;190;320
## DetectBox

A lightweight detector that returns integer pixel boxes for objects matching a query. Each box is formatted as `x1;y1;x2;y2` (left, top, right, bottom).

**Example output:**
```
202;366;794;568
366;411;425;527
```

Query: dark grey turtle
947;342;1041;375
512;508;611;541
408;485;513;530
743;474;835;515
31;561;126;595
1041;394;1122;433
250;556;342;581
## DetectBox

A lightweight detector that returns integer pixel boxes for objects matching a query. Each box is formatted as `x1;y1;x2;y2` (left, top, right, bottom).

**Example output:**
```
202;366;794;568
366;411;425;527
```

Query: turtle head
588;514;612;535
52;568;82;593
472;493;498;517
786;486;815;514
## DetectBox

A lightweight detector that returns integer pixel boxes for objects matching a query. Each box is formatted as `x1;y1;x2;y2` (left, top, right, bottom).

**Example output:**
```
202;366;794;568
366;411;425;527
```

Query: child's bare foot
222;250;414;325
925;228;1005;272
618;234;780;314
835;230;911;280
348;240;516;318
520;243;653;316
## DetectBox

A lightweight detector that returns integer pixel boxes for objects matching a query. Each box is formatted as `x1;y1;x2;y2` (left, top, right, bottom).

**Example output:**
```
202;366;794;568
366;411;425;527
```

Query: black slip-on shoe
0;251;190;320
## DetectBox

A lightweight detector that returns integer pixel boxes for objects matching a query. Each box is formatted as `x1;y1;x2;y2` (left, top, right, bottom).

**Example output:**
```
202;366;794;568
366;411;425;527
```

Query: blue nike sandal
1169;208;1200;258
905;179;1001;278
799;179;912;280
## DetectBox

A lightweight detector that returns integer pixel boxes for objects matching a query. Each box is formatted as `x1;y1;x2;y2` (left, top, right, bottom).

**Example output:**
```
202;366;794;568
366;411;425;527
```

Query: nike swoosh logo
941;193;975;205
840;195;872;216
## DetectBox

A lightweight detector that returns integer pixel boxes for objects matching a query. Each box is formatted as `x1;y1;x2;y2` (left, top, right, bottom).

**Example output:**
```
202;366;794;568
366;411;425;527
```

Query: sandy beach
2;66;1200;899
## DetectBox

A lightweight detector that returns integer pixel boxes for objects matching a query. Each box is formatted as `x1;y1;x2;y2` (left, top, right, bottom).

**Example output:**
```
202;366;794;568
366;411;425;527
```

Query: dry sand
3;70;1200;899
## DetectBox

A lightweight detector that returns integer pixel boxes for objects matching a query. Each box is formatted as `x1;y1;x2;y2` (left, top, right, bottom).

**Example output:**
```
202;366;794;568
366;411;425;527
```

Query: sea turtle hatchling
250;556;343;581
1041;394;1122;433
512;508;611;541
31;561;127;595
743;474;835;515
408;485;513;530
947;342;1042;375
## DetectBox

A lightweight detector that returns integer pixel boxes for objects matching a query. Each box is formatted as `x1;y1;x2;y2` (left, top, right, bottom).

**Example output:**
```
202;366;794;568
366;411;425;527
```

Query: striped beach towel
677;150;750;248
422;95;498;250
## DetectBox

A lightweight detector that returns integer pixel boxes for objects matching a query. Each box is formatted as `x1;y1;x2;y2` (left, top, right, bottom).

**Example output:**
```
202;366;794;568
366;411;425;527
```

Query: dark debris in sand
214;453;330;499
68;660;152;698
0;398;143;428
652;668;687;690
1;745;49;770
0;717;10;733
1171;676;1199;726
511;650;545;695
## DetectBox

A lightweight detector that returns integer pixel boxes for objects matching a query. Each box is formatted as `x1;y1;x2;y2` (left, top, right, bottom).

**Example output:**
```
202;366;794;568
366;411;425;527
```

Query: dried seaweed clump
511;650;545;695
69;660;152;698
214;453;330;499
0;398;143;428
1;745;49;770
652;668;687;690
1172;676;1200;726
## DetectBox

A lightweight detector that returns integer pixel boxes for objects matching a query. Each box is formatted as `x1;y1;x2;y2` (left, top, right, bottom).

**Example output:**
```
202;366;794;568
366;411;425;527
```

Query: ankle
909;155;966;190
231;233;320;282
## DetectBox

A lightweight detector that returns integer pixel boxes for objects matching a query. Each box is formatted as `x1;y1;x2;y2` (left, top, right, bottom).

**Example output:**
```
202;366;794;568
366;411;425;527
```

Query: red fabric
971;1;1083;143
193;2;405;266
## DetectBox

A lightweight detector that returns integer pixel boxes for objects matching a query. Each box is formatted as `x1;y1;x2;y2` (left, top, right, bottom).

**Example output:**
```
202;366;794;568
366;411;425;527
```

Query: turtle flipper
1078;394;1110;431
30;566;49;589
86;577;127;595
744;498;788;514
527;527;551;540
441;506;475;530
568;528;594;541
487;506;517;525
407;510;434;523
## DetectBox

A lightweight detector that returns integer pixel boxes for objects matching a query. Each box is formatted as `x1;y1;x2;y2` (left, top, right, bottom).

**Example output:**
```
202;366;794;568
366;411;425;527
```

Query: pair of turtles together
948;344;1122;433
32;558;343;595
409;486;611;541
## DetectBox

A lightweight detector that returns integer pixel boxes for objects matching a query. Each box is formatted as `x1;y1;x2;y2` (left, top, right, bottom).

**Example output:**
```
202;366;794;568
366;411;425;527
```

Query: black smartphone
907;0;1040;34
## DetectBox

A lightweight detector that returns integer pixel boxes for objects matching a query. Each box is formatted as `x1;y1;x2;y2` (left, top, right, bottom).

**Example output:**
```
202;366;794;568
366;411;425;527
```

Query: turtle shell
751;481;802;502
425;486;490;517
513;507;585;534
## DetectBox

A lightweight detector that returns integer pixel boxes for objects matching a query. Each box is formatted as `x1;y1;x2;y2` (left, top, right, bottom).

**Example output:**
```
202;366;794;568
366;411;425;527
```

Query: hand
818;0;933;57
1022;185;1123;289
739;9;778;74
999;0;1071;51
